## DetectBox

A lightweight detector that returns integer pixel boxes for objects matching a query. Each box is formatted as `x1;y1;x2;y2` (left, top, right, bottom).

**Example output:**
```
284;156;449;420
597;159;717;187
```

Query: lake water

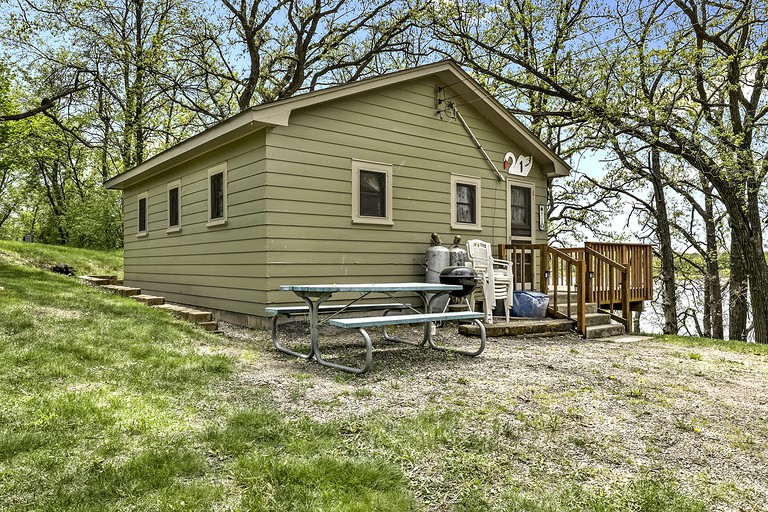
637;280;754;341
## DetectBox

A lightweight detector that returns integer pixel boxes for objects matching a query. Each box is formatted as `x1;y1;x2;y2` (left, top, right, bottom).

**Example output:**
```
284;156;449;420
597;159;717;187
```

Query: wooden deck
498;242;654;337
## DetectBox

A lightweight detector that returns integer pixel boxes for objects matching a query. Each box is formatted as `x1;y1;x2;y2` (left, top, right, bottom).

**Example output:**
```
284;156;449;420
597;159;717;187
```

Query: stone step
133;294;165;306
153;304;216;329
186;311;213;323
197;321;219;332
584;323;626;339
153;304;193;319
101;284;141;297
79;275;116;286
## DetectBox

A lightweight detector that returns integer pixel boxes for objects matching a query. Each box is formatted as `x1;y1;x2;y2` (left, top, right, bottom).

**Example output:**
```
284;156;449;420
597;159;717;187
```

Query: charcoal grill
439;266;479;298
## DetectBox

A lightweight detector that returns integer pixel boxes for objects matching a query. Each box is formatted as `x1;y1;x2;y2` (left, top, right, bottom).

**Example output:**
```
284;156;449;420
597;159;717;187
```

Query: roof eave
104;110;283;190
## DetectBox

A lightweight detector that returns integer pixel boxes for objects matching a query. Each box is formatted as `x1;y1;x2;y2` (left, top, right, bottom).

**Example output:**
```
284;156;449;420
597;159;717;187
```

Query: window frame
206;163;228;227
351;159;393;225
450;174;482;231
137;192;149;238
166;180;181;233
507;180;534;241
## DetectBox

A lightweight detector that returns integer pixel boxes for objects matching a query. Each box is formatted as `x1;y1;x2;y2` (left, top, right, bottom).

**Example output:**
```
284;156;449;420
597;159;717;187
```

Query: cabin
105;60;651;332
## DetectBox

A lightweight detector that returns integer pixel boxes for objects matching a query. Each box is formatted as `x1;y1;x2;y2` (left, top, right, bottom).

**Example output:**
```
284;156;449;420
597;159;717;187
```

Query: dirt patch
216;321;768;511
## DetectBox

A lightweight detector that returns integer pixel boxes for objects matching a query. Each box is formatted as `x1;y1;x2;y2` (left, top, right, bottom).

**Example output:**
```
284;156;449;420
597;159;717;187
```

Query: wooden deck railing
498;242;654;336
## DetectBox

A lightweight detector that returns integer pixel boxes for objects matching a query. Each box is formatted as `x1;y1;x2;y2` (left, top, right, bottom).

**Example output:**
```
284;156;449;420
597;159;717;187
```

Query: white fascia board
105;110;275;190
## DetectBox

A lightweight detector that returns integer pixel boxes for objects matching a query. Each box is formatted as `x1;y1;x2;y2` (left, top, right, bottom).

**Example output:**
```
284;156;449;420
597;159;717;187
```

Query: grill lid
439;266;478;297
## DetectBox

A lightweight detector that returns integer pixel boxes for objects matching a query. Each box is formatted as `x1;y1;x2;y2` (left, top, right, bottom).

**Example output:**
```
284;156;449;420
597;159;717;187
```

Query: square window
450;175;482;230
352;160;393;225
137;192;148;237
167;181;181;232
207;164;227;227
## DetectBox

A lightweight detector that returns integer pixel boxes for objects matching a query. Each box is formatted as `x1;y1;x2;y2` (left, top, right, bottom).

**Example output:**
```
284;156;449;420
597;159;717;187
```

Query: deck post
622;262;631;333
578;259;586;336
539;245;549;293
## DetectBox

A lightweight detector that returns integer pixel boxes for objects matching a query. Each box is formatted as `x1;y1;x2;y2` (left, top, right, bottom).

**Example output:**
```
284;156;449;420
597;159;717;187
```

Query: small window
207;163;227;227
167;180;181;232
451;175;482;230
352;159;393;225
137;192;148;237
509;184;532;238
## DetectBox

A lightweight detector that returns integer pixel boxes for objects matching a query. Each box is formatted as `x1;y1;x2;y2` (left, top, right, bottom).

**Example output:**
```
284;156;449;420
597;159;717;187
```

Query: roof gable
105;60;570;190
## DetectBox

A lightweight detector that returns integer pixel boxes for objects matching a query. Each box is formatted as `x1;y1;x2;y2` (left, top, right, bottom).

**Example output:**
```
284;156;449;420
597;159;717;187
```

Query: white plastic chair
466;239;514;324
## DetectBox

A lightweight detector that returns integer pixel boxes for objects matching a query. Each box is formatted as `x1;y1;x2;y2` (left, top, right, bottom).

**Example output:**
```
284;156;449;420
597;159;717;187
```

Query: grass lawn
1;242;766;511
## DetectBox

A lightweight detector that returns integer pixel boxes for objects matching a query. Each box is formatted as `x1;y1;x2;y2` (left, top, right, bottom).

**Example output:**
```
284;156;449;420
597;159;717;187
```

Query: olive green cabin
105;60;570;327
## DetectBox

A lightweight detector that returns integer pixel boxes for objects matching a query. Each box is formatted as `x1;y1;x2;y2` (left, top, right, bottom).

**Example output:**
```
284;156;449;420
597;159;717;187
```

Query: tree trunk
650;148;678;334
729;233;749;341
703;181;724;339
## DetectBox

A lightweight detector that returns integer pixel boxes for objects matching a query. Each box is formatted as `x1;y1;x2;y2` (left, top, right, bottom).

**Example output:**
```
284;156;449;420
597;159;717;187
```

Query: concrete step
584;323;626;339
554;302;598;315
101;284;141;297
459;318;575;337
133;294;165;306
549;292;581;302
584;312;611;327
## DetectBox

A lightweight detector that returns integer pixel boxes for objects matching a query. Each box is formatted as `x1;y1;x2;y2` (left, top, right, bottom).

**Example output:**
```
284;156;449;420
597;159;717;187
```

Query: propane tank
449;235;468;267
425;233;450;312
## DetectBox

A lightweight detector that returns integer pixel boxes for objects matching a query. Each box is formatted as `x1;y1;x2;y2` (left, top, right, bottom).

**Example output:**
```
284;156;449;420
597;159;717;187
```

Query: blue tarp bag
511;291;549;318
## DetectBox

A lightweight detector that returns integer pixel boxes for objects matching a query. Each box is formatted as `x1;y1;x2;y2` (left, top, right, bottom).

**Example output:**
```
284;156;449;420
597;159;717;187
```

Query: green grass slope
1;243;764;511
0;243;411;511
0;240;123;278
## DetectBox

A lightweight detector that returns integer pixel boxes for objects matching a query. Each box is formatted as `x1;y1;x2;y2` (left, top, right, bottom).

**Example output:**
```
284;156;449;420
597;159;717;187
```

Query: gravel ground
217;320;768;511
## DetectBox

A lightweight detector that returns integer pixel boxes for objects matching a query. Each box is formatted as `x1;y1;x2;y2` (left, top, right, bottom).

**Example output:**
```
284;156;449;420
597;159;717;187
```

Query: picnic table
268;282;486;373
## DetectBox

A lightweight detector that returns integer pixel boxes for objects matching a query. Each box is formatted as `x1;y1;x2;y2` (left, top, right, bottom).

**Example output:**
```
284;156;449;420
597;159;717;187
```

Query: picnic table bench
328;311;486;373
269;283;487;374
266;302;411;360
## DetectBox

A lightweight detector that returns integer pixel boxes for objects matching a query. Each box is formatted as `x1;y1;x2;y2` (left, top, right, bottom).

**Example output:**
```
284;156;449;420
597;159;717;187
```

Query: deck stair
551;294;624;339
499;242;653;338
79;275;218;332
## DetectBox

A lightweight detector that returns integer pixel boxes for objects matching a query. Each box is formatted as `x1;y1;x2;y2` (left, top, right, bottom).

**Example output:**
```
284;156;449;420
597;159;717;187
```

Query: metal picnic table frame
276;282;467;371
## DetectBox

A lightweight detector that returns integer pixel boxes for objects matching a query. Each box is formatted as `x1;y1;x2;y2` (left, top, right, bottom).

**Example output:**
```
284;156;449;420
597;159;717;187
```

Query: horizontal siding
262;76;548;309
123;131;270;309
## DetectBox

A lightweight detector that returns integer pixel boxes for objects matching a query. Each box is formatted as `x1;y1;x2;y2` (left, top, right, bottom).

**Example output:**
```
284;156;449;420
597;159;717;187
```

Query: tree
192;0;416;114
4;0;207;174
430;0;768;342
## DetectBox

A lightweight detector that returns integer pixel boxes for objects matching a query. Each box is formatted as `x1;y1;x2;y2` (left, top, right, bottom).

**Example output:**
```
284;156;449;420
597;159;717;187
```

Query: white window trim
352;159;393;225
137;192;148;238
166;180;181;233
507;178;535;243
206;163;228;227
450;174;482;231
